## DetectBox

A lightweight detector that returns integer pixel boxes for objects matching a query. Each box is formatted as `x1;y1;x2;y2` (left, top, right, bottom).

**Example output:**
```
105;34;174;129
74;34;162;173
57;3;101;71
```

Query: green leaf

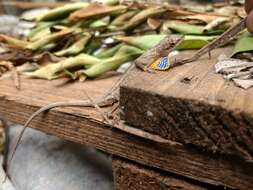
232;32;253;57
37;3;88;21
95;43;124;59
26;29;73;51
166;22;204;35
28;21;59;39
115;34;217;51
82;45;143;78
163;21;223;35
177;35;218;50
89;19;109;28
114;35;166;50
118;7;167;31
55;34;91;56
24;54;100;80
111;11;137;27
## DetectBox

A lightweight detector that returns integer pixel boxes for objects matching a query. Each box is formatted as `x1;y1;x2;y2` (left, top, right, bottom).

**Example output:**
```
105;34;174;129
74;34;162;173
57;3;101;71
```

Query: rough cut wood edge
112;157;210;190
120;85;253;162
0;97;253;189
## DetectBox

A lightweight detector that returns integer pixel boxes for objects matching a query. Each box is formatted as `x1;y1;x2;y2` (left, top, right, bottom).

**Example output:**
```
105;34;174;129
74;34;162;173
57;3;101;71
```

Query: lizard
6;3;253;173
6;35;183;175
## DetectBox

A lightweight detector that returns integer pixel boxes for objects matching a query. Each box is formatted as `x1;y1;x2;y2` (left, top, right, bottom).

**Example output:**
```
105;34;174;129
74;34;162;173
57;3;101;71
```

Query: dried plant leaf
163;21;223;35
81;45;143;78
40;43;56;52
147;18;161;30
28;21;59;39
115;35;166;50
55;34;91;56
95;43;123;59
0;60;13;69
183;5;213;13
26;29;73;51
177;35;218;50
0;1;245;83
69;4;127;21
237;7;247;18
92;0;119;5
29;27;51;42
111;11;137;27
232;32;253;57
203;17;230;33
115;34;217;51
0;35;28;49
33;52;64;63
38;2;88;21
178;14;224;24
89;21;107;29
25;54;100;80
119;7;167;31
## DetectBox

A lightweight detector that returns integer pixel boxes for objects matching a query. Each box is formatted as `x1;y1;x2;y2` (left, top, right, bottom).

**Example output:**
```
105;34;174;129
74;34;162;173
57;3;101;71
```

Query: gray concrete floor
5;125;113;190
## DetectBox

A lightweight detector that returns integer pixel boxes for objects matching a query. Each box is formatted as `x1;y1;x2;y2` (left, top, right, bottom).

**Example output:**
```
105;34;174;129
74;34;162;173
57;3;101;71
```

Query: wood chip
0;61;20;89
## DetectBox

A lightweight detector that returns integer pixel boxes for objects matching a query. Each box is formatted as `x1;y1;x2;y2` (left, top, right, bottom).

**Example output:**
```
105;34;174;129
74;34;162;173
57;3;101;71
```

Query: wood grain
0;74;253;189
113;157;208;190
120;48;253;161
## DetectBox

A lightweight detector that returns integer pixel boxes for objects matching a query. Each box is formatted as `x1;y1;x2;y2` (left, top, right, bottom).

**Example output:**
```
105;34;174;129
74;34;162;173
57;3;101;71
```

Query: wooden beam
112;157;208;190
120;48;253;161
0;75;252;189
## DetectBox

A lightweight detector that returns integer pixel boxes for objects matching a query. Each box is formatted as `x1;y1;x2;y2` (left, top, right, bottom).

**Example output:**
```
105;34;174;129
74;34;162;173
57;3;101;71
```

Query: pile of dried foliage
0;0;252;87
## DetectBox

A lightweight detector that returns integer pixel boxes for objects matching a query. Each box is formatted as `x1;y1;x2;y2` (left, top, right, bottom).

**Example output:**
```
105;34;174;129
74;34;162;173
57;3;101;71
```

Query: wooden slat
112;157;208;190
120;48;253;161
0;75;253;189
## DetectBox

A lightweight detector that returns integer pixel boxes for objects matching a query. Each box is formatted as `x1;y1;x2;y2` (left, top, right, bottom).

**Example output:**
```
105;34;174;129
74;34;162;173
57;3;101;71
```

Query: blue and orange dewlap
150;56;171;71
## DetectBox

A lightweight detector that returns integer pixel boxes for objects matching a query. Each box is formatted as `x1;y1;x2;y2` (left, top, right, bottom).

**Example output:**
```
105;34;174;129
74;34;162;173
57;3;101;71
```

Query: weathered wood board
120;48;253;162
112;157;208;190
0;73;253;189
0;74;253;189
0;75;117;123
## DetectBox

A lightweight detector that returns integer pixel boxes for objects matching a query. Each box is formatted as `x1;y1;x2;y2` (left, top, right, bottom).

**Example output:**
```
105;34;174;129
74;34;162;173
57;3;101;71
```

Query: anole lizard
6;35;181;174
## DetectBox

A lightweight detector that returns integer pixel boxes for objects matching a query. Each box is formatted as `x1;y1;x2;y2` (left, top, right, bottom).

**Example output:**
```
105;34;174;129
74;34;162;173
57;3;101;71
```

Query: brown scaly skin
245;0;253;33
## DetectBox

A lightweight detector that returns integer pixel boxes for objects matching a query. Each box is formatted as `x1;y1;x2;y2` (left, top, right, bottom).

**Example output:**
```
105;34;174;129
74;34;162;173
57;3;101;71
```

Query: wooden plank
112;157;208;190
120;48;253;161
0;75;253;189
0;75;118;122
